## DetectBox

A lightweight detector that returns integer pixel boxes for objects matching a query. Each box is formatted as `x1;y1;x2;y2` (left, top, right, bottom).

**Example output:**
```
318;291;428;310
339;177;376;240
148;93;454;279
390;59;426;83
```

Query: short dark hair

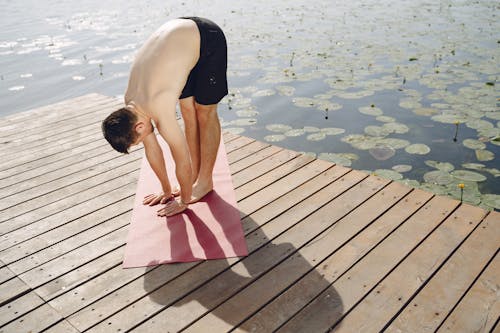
101;107;138;154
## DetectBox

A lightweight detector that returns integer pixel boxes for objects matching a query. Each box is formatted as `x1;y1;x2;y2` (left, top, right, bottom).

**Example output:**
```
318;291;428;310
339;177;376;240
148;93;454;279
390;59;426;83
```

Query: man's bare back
125;19;200;119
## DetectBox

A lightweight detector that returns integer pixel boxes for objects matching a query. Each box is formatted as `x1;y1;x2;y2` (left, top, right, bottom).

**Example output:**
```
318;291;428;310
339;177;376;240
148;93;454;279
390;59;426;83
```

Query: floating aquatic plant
405;143;431;155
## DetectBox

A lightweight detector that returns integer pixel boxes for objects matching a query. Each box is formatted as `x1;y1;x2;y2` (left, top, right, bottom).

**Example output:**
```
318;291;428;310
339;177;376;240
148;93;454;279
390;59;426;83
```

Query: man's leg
191;102;221;202
179;97;200;182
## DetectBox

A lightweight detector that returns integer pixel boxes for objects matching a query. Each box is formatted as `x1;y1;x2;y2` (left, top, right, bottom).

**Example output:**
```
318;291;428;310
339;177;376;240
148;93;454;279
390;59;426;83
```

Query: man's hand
143;192;172;206
157;197;188;217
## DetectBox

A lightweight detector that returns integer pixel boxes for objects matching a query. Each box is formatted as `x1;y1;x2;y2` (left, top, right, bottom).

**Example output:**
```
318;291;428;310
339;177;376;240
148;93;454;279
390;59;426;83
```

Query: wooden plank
53;159;336;329
0;95;113;138
225;136;255;153
277;195;459;333
109;172;377;333
0;139;110;183
65;165;355;332
0;93;105;127
186;182;409;331
0;154;141;220
0;181;138;251
227;140;272;170
35;247;124;300
324;203;487;332
0;303;65;333
385;210;497;333
43;319;80;333
7;211;131;274
0;276;30;305
236;154;314;201
0;198;132;266
0;261;15;284
0;146;140;203
17;225;128;287
1;98;119;153
0;131;106;171
235;188;433;332
437;247;499;333
0;291;44;326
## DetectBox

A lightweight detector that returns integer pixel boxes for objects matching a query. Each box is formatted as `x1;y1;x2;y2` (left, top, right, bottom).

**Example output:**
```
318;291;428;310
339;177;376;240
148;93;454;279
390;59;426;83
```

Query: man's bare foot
190;181;213;203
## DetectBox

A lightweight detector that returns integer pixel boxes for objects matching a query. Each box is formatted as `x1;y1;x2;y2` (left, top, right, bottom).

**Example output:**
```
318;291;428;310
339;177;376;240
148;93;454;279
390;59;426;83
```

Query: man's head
101;107;151;154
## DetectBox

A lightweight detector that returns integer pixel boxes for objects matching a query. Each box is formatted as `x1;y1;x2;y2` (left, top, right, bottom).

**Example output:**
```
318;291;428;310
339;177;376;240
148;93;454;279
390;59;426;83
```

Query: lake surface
1;0;498;209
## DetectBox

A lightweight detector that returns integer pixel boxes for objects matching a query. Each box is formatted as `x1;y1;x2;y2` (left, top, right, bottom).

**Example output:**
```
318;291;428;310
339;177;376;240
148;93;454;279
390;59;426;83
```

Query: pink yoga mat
123;135;248;268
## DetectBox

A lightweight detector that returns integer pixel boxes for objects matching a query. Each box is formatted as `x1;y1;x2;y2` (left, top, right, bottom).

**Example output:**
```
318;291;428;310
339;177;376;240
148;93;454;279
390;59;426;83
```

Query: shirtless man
101;17;228;217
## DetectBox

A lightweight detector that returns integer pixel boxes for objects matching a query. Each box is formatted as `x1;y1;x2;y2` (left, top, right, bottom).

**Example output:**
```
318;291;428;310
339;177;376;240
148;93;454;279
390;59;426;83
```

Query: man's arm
153;98;193;205
142;131;172;201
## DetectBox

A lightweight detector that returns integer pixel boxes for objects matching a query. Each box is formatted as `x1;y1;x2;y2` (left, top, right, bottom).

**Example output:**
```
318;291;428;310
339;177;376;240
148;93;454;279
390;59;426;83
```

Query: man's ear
134;121;145;135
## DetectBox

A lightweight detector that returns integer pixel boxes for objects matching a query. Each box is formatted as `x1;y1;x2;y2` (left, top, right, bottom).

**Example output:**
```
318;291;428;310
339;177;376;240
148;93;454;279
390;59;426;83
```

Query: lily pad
451;170;487;182
266;124;293;133
252;89;275;97
303;126;320;133
224;127;245;135
382;122;409;134
264;134;286;142
231;118;257;126
316;100;342;111
364;125;391;137
378;138;411;149
423;170;454;185
392;164;413;173
481;194;500;209
318;153;352;167
475;149;494;161
466;119;494;131
359;106;383;116
462;139;486;150
425;160;455;172
490;136;500;146
284;128;306;137
376;116;396;123
369;145;395;161
431;114;468;124
413;108;438;116
405;144;431;155
321;127;345;136
307;132;326;141
374;169;403;180
462;163;485;170
292;97;316;108
419;183;448;195
236;109;259;117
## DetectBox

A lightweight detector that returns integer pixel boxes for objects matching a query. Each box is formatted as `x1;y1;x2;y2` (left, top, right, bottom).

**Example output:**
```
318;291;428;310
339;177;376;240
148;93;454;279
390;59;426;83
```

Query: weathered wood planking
0;94;498;333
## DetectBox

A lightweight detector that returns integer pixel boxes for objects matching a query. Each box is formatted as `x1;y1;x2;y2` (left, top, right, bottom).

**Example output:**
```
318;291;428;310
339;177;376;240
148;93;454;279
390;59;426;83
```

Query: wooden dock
0;94;498;333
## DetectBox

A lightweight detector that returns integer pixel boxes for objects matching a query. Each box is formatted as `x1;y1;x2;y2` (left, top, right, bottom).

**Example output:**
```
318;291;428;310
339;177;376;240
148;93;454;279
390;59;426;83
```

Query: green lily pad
321;127;345;136
300;151;317;159
378;138;411;149
462;163;485;170
425;160;455;172
463;139;486;150
475;149;494;161
342;134;381;150
481;194;500;209
316;100;342;111
318;153;352;167
266;124;293;133
491;136;500;146
231;118;257;126
451;170;487;182
405;144;431;155
413;108;438;116
397;178;420;187
382;122;409;134
264;134;286;142
376;116;396;123
284;129;306;137
419;183;448;195
365;125;391;137
307;132;326;141
369;145;395;160
252;89;275;97
303;126;320;133
374;169;403;180
392;164;413;173
423;170;454;185
465;119;494;131
236;109;259;117
359;106;383;116
224;127;245;135
431;114;468;124
447;183;482;205
292;97;316;108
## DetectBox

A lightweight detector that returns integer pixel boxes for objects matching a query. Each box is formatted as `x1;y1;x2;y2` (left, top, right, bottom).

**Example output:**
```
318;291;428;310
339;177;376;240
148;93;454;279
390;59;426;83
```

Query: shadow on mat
143;208;344;332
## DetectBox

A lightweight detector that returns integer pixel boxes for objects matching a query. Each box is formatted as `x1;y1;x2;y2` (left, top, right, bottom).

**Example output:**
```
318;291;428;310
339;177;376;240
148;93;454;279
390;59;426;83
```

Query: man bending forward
102;17;228;217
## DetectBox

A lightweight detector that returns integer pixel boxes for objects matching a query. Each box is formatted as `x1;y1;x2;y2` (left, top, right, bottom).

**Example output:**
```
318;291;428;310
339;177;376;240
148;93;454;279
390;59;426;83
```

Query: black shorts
179;17;228;105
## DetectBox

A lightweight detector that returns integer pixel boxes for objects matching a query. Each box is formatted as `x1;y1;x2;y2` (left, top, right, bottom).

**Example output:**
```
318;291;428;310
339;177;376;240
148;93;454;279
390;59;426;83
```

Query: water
0;0;498;209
